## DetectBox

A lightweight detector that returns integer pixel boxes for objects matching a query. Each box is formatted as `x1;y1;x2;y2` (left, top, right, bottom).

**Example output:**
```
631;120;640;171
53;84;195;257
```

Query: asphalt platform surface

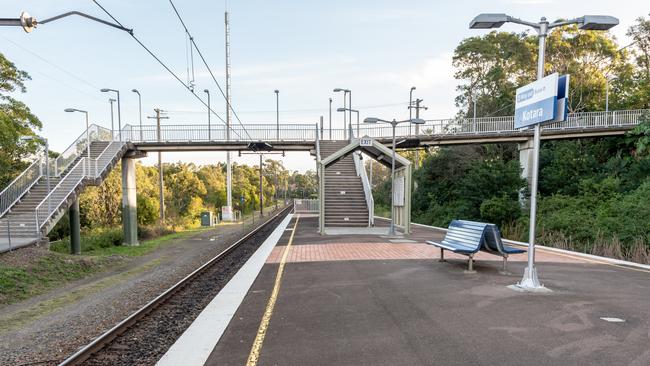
204;216;650;366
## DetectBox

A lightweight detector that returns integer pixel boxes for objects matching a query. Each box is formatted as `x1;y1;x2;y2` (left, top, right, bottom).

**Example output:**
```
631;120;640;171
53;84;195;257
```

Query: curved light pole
409;86;416;134
364;116;425;236
337;108;359;136
132;89;142;141
101;88;121;141
470;12;618;291
64;108;91;173
204;89;211;140
108;98;116;140
333;88;350;139
274;90;280;141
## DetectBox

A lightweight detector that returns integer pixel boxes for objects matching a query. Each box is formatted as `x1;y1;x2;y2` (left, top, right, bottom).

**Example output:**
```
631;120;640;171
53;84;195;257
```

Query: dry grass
538;230;650;265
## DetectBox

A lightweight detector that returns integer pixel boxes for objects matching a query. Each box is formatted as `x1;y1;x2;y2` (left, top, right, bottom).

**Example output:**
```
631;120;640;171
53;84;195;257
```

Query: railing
34;141;126;232
0;155;44;218
353;151;374;227
35;158;88;231
122;123;320;143
293;199;319;214
54;125;114;176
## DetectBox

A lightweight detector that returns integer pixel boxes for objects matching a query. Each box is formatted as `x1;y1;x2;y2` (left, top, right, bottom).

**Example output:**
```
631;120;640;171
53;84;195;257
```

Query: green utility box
201;211;217;227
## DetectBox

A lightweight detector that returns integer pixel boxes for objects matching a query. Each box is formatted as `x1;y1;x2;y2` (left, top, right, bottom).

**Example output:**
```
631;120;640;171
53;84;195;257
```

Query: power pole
259;154;264;217
224;10;233;221
413;98;427;168
147;108;169;224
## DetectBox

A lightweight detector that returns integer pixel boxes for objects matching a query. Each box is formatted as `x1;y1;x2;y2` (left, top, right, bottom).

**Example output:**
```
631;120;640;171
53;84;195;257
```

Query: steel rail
58;204;293;366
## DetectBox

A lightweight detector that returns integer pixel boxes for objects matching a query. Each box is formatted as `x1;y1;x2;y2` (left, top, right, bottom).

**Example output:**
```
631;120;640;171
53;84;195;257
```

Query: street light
328;97;333;140
409;86;416;135
108;98;116;139
204;89;211;140
132;89;142;141
605;76;618;113
64;108;91;173
274;90;280;141
0;10;132;33
364;116;425;236
470;13;618;291
101;88;121;141
334;88;351;139
337;107;359;136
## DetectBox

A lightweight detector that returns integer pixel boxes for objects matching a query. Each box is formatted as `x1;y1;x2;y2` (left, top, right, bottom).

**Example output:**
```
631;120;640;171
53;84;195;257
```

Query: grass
0;226;210;307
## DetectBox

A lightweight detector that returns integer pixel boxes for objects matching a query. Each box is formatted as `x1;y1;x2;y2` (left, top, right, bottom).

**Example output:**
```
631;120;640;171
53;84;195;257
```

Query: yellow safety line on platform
246;214;300;366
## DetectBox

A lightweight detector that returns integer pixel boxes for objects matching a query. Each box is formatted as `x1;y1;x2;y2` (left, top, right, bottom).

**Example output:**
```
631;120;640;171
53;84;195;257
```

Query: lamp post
274;90;280;141
363;117;425;236
204;89;211;140
605;76;617;113
333;88;350;139
101;88;121;141
64;108;91;173
470;13;618;291
328;97;332;140
337;108;359;136
108;98;116;139
132;89;142;141
409;86;416;135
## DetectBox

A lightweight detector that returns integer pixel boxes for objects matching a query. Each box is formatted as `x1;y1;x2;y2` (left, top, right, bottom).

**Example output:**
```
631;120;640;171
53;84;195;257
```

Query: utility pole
259;154;264;217
412;98;427;168
224;10;233;221
148;108;169;224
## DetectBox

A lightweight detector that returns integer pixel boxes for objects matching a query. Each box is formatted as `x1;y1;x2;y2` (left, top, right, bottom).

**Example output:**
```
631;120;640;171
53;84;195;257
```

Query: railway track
58;205;293;366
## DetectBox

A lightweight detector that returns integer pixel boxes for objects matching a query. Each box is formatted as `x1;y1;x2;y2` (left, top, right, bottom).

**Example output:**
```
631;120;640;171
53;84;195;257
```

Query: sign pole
518;20;547;290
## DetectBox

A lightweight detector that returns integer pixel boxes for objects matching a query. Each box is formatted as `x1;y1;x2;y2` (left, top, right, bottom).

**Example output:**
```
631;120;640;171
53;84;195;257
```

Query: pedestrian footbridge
0;108;647;252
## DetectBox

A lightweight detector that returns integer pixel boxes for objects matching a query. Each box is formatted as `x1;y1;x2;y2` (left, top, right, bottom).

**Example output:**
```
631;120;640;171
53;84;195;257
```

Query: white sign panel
360;136;373;146
393;176;405;207
514;73;559;129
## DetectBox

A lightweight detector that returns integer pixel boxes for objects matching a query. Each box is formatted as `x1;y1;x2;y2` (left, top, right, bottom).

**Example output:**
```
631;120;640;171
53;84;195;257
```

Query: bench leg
501;255;509;274
464;254;476;273
439;248;446;262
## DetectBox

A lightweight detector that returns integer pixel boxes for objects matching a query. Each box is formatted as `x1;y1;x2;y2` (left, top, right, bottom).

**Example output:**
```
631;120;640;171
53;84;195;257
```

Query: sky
1;0;647;172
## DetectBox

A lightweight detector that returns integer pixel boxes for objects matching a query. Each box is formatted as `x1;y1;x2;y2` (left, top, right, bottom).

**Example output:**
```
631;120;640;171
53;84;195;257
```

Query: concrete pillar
518;139;535;185
122;157;138;246
69;198;81;255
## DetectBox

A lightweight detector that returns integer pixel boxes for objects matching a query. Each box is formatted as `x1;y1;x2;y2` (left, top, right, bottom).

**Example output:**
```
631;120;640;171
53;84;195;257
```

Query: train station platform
161;215;650;366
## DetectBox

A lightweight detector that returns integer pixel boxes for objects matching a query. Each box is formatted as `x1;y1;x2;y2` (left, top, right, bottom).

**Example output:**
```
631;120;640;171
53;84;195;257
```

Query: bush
50;227;123;254
479;195;522;226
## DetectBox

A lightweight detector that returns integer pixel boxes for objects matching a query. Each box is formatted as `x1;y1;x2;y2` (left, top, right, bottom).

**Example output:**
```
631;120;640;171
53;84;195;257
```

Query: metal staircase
321;141;370;227
0;126;126;247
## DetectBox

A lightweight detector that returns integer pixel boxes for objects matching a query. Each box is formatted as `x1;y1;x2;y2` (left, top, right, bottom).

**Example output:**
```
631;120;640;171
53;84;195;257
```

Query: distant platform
163;215;650;366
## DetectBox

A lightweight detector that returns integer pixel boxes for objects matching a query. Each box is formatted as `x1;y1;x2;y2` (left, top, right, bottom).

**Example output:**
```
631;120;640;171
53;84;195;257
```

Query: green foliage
51;227;124;254
0;52;42;187
480;195;522;226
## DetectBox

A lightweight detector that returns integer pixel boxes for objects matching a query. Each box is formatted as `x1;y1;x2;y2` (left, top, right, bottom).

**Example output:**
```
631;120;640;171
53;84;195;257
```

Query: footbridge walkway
0;108;647;252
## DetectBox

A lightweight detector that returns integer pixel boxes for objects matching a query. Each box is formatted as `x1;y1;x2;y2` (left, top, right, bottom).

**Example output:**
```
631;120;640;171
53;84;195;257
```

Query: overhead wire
167;0;252;140
91;0;245;139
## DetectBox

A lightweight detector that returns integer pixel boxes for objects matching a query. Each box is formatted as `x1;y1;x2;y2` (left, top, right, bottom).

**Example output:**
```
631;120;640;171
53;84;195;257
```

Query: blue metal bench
426;220;526;272
481;222;525;272
425;220;488;271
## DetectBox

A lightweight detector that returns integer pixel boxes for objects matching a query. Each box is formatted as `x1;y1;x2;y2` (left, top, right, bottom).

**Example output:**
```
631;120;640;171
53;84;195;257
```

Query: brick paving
266;242;589;264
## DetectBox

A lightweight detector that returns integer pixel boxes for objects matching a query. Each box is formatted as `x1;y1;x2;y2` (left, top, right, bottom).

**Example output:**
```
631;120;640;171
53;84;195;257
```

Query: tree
0;53;42;187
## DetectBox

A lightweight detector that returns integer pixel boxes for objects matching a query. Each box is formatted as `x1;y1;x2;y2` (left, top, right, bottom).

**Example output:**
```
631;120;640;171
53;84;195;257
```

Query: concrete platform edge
155;214;294;366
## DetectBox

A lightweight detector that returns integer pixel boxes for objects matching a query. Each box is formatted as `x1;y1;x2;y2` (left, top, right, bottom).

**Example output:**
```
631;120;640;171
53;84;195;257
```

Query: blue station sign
514;73;559;129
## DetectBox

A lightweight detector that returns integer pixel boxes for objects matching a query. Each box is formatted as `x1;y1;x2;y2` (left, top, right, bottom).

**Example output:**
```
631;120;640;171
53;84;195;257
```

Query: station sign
514;73;558;129
360;136;373;146
550;74;570;123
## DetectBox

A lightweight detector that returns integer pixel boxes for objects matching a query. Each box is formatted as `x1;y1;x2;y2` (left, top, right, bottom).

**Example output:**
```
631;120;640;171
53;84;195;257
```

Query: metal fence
0;156;44;217
293;199;319;214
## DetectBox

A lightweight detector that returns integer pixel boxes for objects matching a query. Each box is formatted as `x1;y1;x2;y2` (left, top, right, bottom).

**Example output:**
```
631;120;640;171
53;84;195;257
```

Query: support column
518;139;535;190
69;198;81;255
122;157;138;246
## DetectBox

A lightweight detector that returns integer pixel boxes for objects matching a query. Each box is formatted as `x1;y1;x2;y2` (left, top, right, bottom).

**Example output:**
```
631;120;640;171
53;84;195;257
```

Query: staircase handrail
353;151;374;227
91;141;126;178
0;154;44;218
34;157;88;230
53;124;114;176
